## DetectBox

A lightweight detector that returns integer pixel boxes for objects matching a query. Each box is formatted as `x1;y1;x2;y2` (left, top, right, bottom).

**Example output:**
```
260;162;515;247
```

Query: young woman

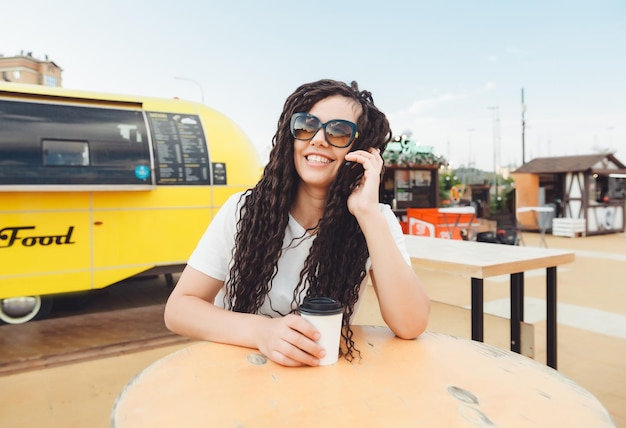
164;79;430;366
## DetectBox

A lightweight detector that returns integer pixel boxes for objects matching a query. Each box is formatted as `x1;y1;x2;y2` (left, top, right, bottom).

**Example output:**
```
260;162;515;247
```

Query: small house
512;153;626;236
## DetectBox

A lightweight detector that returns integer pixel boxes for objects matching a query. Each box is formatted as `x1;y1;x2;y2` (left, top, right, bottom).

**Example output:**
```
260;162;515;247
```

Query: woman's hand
255;314;326;367
345;148;383;217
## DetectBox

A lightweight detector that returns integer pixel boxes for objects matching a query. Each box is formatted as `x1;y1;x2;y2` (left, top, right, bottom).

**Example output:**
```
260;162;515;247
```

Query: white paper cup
299;297;343;366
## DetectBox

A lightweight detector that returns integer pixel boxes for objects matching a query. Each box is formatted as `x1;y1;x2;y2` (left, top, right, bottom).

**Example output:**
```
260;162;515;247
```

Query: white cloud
405;92;468;115
506;46;531;56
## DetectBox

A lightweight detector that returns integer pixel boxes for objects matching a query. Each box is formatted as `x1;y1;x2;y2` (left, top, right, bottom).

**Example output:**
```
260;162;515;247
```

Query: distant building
512;153;626;235
0;52;63;87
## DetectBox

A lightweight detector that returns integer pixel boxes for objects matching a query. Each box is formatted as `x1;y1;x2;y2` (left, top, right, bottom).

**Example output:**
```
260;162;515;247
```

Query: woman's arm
345;149;430;339
164;265;325;366
363;212;430;339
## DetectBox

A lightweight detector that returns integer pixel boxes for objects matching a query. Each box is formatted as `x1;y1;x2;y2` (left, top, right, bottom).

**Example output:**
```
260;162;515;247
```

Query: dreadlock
224;79;391;360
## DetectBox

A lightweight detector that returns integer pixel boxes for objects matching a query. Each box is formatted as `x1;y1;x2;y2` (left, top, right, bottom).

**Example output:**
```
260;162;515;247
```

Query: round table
112;326;614;427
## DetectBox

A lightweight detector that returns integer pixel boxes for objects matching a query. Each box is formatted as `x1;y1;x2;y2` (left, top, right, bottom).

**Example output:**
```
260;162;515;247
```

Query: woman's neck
290;185;326;231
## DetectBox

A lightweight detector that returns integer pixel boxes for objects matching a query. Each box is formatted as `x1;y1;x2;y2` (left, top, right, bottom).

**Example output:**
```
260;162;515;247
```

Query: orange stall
407;207;476;240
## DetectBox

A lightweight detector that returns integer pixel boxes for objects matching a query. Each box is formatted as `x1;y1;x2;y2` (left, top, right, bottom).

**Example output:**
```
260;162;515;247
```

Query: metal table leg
547;267;558;369
510;273;525;353
534;211;549;248
471;277;484;342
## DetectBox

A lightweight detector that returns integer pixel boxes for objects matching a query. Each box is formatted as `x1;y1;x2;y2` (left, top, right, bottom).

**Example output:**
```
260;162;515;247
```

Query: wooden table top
404;235;575;278
112;326;614;428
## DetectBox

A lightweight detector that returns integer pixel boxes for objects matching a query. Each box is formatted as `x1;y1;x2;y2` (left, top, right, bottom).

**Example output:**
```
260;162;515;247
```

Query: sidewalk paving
1;231;624;427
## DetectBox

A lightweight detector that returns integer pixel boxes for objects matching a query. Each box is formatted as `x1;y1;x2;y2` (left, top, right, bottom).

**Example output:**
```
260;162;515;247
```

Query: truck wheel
0;296;53;324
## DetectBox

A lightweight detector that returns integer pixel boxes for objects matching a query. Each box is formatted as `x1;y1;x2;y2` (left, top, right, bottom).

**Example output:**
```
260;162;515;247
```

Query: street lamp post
174;76;205;104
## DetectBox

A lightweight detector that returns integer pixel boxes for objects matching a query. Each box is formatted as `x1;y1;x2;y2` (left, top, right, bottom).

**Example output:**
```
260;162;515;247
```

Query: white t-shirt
188;191;411;317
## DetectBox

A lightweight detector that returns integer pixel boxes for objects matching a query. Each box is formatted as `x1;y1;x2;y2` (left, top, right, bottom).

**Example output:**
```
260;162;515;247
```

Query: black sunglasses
290;112;358;148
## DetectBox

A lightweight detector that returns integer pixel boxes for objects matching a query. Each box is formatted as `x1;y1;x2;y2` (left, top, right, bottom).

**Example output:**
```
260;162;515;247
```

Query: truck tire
0;296;53;324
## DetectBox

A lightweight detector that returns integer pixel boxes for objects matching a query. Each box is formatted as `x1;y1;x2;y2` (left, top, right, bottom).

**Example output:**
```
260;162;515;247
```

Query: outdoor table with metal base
517;206;555;248
438;206;476;240
404;235;575;368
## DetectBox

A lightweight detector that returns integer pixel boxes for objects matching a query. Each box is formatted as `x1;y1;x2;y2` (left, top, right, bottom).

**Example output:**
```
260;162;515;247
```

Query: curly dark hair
224;79;391;361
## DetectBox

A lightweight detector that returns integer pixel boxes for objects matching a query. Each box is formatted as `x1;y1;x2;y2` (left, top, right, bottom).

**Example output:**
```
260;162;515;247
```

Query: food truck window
43;140;90;166
0;99;151;187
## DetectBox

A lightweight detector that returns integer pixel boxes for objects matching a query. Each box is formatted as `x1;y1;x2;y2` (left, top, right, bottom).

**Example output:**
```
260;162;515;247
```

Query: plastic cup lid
299;296;343;315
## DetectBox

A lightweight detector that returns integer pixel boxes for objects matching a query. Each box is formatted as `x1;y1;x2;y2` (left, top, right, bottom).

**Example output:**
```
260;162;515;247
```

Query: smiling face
293;95;362;193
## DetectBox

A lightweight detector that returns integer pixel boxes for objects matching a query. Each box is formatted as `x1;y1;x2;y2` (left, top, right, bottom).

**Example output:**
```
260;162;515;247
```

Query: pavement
1;231;625;427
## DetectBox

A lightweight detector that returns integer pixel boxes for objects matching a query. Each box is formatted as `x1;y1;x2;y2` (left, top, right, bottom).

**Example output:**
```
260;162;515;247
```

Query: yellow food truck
0;82;262;324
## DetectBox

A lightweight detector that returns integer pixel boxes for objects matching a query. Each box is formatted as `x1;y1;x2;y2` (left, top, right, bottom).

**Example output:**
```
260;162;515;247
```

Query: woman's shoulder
378;203;405;234
224;190;249;209
378;202;395;217
212;191;249;223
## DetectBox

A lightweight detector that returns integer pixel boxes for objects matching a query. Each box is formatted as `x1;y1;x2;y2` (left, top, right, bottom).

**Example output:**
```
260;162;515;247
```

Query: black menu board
147;112;211;184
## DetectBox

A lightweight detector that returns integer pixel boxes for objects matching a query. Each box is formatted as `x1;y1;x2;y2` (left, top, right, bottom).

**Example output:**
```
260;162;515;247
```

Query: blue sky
2;0;624;171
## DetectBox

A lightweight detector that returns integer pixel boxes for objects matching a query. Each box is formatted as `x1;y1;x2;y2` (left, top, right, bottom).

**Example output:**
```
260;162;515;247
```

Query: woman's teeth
306;155;331;164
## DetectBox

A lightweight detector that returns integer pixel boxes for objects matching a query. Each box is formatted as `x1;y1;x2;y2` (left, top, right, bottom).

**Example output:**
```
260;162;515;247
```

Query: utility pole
521;88;526;164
